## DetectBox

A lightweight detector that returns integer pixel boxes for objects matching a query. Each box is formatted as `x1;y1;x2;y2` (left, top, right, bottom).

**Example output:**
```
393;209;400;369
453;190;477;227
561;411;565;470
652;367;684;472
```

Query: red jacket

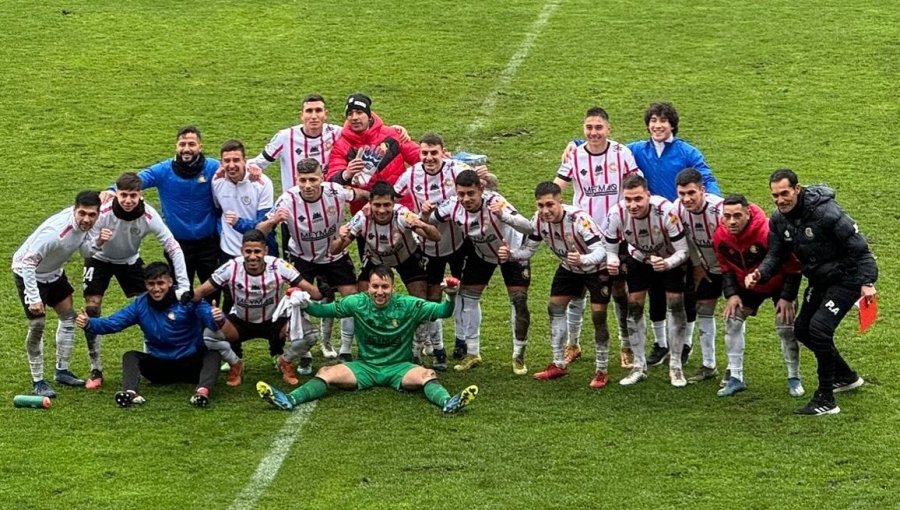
713;202;801;300
327;113;419;213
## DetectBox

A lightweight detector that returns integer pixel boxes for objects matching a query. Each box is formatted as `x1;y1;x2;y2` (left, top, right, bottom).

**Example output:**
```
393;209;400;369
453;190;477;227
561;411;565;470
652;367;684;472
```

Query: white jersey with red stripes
270;183;355;264
248;124;343;192
211;256;301;323
393;159;466;257
605;195;684;260
434;190;522;265
530;205;606;274
556;140;641;225
347;204;421;267
674;193;724;274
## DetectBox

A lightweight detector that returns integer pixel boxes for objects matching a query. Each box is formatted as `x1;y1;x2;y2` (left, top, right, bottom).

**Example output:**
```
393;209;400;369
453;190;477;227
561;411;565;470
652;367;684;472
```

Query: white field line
227;402;317;510
465;0;561;136
229;2;559;508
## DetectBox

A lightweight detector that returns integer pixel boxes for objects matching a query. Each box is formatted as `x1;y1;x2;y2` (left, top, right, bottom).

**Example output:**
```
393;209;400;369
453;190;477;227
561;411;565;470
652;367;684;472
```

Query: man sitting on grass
257;265;477;414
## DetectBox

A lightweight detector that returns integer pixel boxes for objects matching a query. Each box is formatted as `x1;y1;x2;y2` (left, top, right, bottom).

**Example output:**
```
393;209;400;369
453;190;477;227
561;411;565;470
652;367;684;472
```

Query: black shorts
175;236;222;285
360;251;427;285
461;250;531;287
550;266;611;304
290;254;357;289
624;257;686;294
83;258;145;297
735;287;780;315
15;273;75;319
228;315;287;343
695;272;724;301
422;248;466;285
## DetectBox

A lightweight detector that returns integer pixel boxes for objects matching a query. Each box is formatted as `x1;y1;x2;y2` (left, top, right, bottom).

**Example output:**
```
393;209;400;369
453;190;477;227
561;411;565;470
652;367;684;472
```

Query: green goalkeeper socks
424;380;452;408
289;377;328;405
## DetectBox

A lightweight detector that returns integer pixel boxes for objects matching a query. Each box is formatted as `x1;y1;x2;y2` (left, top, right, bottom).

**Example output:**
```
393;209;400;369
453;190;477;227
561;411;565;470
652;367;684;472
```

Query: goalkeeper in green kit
257;265;477;414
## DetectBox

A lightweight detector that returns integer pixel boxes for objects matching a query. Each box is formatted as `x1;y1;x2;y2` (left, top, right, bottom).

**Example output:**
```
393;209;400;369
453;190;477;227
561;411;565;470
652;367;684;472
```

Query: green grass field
1;1;898;508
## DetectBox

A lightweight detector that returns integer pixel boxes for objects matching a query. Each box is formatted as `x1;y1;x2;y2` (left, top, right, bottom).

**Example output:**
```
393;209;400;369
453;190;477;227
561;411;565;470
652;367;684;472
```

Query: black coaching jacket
756;185;878;288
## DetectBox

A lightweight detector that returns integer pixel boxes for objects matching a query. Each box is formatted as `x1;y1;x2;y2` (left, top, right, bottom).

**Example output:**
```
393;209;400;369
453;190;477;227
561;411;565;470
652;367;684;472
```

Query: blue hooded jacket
627;137;720;200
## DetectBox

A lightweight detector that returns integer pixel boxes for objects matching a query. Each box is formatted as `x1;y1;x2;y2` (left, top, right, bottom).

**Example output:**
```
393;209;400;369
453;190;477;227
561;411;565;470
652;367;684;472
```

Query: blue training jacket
627;138;720;201
139;158;220;240
85;295;219;360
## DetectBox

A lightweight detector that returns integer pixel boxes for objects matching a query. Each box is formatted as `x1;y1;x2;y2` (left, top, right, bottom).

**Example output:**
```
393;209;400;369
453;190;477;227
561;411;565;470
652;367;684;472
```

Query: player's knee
57;308;76;321
85;305;101;318
627;302;644;319
725;317;744;335
420;369;437;382
548;302;566;316
696;302;716;318
666;295;685;312
591;309;608;328
807;317;836;344
27;317;46;335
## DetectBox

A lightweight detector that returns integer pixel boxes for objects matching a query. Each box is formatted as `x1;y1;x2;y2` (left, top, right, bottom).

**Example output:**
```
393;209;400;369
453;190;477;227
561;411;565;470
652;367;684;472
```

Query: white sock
55;310;76;371
697;304;717;369
592;310;610;371
549;303;567;368
26;317;45;382
430;319;445;351
513;339;527;360
460;290;482;355
724;317;745;381
667;299;687;370
652;320;667;348
685;321;695;348
776;321;801;379
613;296;630;348
339;317;354;355
566;297;585;347
627;304;647;370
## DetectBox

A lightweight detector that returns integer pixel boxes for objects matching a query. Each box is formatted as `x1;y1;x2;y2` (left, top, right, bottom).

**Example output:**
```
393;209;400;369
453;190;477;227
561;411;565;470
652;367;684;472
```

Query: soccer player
500;182;612;388
76;262;223;408
256;265;477;415
326;93;420;215
257;158;368;365
747;169;875;416
673;168;724;383
554;107;641;369
12;191;102;397
628;103;721;366
330;181;441;364
192;229;321;386
424;169;534;374
604;174;690;387
82;172;190;390
133;126;221;288
713;194;804;397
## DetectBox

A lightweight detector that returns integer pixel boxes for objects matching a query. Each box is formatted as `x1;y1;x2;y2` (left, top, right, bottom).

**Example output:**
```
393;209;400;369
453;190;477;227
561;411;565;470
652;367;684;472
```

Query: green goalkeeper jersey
305;293;454;366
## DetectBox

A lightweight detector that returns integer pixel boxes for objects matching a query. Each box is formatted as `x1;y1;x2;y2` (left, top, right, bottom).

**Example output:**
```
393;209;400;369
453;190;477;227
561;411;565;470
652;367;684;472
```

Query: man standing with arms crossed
13;191;102;396
747;169;874;415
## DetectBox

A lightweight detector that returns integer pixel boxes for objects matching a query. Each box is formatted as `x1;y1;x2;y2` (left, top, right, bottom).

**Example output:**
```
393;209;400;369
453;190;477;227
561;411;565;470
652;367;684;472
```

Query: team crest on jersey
668;212;680;224
242;196;251;205
608;162;617;173
601;286;610;297
391;319;398;327
749;245;759;254
327;206;337;216
521;268;530;279
784;230;791;239
444;178;454;188
167;312;176;321
579;217;592;230
130;226;140;235
804;227;814;239
325;141;333;151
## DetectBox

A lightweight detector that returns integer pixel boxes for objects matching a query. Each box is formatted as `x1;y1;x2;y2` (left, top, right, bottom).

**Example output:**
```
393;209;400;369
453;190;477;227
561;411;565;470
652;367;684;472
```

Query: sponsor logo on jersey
242;196;251;205
804;227;814;239
299;225;338;242
583;183;618;197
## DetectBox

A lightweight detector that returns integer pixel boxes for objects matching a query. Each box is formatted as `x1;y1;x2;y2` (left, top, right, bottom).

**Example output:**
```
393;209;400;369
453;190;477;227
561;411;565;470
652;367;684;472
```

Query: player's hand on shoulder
247;163;262;182
99;190;115;204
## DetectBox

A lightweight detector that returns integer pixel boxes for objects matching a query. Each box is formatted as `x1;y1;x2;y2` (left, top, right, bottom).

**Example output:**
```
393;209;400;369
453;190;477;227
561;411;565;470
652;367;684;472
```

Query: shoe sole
454;359;482;371
191;396;209;408
115;392;133;408
445;386;478;414
648;353;670;367
533;372;566;381
619;373;647;386
55;378;86;387
833;378;864;394
796;406;841;416
513;361;528;375
717;386;747;397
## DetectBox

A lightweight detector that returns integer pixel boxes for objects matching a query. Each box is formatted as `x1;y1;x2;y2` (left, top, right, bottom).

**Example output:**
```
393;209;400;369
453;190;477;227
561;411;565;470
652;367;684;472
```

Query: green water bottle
13;395;51;409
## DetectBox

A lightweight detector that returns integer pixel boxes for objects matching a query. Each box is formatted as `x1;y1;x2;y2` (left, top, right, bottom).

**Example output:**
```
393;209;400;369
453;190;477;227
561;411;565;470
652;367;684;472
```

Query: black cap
345;93;372;117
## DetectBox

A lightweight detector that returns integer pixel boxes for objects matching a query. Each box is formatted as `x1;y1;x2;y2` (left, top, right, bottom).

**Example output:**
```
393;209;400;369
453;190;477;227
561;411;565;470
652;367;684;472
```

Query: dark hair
369;265;395;282
370;181;397;200
75;190;101;209
177;125;202;141
301;94;326;107
644;102;679;136
534;181;561;198
622;173;648;191
419;132;444;147
722;194;749;207
220;139;245;157
116;172;143;192
242;229;267;245
143;262;172;281
296;158;323;174
584;107;610;121
769;168;799;186
455;169;481;187
675;168;703;187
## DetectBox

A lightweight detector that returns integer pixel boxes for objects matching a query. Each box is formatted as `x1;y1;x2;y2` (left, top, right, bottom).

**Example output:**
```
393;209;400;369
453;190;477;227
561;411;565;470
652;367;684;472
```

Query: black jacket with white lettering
757;185;877;287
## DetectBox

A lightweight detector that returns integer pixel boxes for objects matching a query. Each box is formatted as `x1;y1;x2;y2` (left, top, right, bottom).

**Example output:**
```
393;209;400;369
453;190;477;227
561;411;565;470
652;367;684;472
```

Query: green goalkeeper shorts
345;361;419;391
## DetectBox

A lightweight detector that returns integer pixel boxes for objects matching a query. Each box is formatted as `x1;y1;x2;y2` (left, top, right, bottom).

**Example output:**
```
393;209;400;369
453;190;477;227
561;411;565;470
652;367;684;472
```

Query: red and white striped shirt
512;205;607;274
556;140;641;226
674;193;724;274
393;159;466;257
270;183;355;263
248;124;343;193
211;256;301;324
604;195;687;264
434;190;525;265
348;204;421;267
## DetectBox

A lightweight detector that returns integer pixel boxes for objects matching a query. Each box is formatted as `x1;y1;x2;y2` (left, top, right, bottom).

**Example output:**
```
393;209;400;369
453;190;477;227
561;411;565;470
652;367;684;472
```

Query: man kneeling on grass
76;262;223;408
257;265;477;414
